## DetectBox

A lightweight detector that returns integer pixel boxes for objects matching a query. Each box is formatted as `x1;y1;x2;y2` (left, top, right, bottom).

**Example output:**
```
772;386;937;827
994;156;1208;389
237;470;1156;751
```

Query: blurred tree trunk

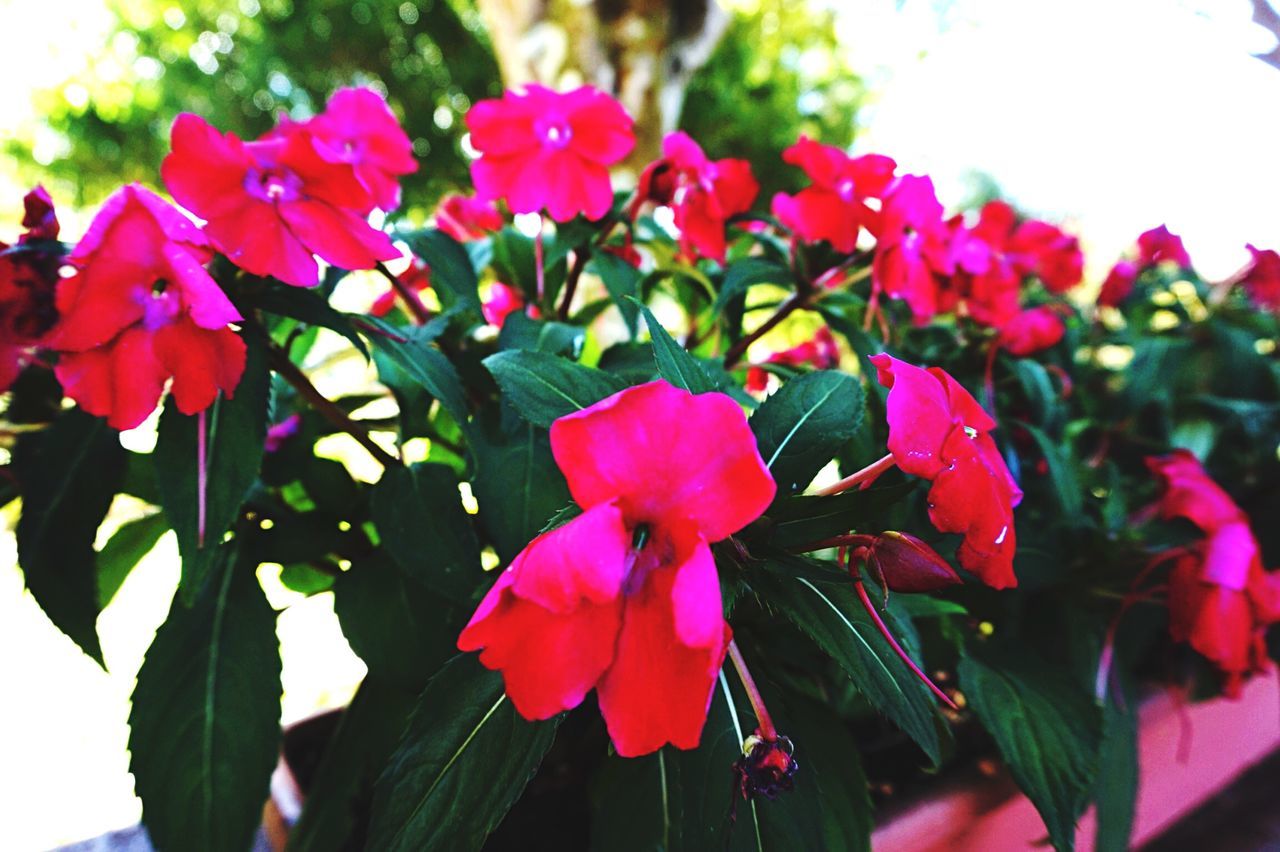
475;0;728;168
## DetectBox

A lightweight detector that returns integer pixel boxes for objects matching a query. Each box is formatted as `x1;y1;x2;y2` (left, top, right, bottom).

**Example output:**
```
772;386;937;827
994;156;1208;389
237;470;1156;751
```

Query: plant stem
558;246;589;320
727;639;778;741
534;216;546;303
266;344;402;469
815;452;896;496
376;261;430;325
196;408;208;547
723;292;808;369
851;575;958;710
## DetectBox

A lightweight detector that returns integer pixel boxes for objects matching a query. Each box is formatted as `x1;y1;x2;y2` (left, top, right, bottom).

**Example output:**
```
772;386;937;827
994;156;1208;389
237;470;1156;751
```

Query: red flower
1009;219;1083;293
997;305;1065;356
871;176;954;323
370;256;431;318
0;186;63;390
870;354;1022;588
771;136;896;253
482;282;526;327
304;87;418;213
1136;224;1191;268
1148;451;1280;695
1098;259;1140;308
633;132;757;262
467;85;635;223
458;381;776;756
435;193;504;242
162;113;399;288
1239;244;1280;311
745;326;840;392
50;184;245;430
948;201;1021;327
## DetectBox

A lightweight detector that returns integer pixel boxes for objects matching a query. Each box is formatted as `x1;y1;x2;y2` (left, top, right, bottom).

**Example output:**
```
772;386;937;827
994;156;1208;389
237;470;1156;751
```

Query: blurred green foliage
8;0;863;211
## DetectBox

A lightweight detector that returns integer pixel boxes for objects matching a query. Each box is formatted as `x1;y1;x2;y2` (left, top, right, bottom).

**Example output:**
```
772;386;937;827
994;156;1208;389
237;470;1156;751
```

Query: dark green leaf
472;424;571;563
483;350;627;428
244;280;369;358
588;251;641;338
367;655;560;852
958;643;1102;852
371;463;481;603
715;257;792;314
751;370;862;494
758;481;917;549
635;301;721;393
277;562;335;596
97;511;168;609
1094;681;1138;852
1019;422;1084;518
14;408;124;661
750;555;943;764
496;311;584;356
129;551;282;852
365;319;471;433
402;228;482;314
155;334;270;601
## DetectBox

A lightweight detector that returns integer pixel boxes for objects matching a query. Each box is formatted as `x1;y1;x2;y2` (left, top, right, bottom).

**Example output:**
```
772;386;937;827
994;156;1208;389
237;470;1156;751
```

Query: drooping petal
55;327;168;431
927;428;1019;589
550;381;776;543
869;353;955;479
509;502;632;614
154;321;247;415
668;533;724;649
278;199;399;271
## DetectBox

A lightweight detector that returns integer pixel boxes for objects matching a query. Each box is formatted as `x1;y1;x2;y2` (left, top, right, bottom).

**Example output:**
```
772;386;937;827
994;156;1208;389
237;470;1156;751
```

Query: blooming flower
633;131;757;262
0;187;63;390
50;184;245;430
870;176;954;323
1239;244;1280;312
1098;259;1140;308
745;326;840;392
482;282;526;327
466;85;635;223
1008;219;1083;293
870;354;1022;588
948;201;1021;327
458;380;776;756
434;193;504;242
771;136;896;253
304;87;418;213
162;113;399;288
997;305;1066;356
1136;224;1191;268
1147;451;1280;695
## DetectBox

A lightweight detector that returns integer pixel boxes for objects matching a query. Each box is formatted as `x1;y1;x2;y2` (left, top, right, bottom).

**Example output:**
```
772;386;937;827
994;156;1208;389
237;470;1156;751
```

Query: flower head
50;183;245;430
1098;260;1140;308
1009;219;1083;293
435;193;504;242
870;354;1022;588
1239;244;1280;312
1136;224;1191;268
997;305;1066;356
871;176;954;323
634;131;757;262
162;113;399;287
482;282;526;327
467;85;635;223
304;87;417;212
0;186;63;390
458;381;776;756
771;136;896;253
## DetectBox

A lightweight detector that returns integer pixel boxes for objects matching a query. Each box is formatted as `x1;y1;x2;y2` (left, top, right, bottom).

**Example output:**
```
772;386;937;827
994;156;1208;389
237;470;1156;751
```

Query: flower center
140;278;180;330
537;119;573;150
245;167;303;203
836;177;857;203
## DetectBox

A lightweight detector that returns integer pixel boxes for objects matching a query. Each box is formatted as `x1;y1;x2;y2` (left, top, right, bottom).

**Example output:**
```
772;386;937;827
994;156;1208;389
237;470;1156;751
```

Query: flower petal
509;502;632;614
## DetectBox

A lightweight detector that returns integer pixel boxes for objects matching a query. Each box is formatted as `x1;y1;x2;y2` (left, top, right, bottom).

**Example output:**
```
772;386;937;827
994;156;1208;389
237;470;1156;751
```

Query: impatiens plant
4;78;1279;852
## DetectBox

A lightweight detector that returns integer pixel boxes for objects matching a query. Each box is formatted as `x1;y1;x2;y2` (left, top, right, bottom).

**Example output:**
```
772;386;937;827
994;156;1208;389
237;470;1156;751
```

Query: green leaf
1019;422;1084;518
958;643;1102;852
155;335;270;601
1094;681;1138;852
484;350;627;429
635;300;722;393
245;280;370;358
367;654;561;852
287;679;420;852
14;408;124;662
749;555;943;764
402;228;483;314
370;462;481;603
758;481;917;549
588;250;641;338
365;318;472;432
334;554;464;687
751;370;862;494
496;311;585;356
128;550;282;852
97;511;168;609
472;423;571;563
715;257;792;314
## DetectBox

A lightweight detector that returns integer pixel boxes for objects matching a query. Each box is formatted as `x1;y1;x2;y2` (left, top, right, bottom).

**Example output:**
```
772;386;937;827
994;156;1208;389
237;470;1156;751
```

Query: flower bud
869;531;962;593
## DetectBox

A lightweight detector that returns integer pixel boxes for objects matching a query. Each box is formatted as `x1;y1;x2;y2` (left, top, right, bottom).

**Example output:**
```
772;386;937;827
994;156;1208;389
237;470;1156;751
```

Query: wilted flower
0;186;63;390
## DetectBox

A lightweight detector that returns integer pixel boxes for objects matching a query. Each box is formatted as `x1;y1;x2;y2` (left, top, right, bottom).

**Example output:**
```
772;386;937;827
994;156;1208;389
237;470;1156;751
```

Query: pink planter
872;669;1280;850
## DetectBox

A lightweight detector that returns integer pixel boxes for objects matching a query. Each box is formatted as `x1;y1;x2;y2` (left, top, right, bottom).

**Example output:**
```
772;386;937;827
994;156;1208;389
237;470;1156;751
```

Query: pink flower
745;326;840;392
633;132;757;262
370;256;431;318
264;413;302;452
948;201;1021;327
162;113;399;288
0;187;63;390
435;193;504;242
467;85;635;223
1098;260;1140;308
458;381;776;756
1239;244;1280;311
771;136;896;253
871;176;954;323
1136;224;1191;268
482;282;525;327
1009;219;1083;293
304;87;417;212
997;306;1065;356
871;354;1022;588
50;184;245;430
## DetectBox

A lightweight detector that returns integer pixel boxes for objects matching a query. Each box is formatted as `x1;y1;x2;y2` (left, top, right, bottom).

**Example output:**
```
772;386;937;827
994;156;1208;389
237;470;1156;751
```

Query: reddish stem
534;217;546;303
197;408;208;548
727;639;779;741
815;452;896;497
375;262;430;325
852;573;958;710
723;292;808;369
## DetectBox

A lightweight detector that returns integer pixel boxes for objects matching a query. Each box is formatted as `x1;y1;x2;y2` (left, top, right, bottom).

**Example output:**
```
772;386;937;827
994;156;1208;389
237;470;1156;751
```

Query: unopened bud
869;532;961;593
